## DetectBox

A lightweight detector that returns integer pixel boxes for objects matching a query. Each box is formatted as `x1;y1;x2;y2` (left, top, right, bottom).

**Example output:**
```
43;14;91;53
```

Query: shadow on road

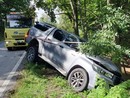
8;47;27;51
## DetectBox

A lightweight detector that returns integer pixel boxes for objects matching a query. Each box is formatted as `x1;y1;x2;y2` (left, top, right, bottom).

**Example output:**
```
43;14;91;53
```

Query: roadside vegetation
8;63;130;98
0;21;4;42
9;63;130;98
0;0;130;97
0;33;4;41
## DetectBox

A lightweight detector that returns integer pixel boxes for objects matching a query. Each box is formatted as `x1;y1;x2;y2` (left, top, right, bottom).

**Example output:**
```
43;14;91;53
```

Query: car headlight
104;72;113;79
6;41;9;44
92;63;114;79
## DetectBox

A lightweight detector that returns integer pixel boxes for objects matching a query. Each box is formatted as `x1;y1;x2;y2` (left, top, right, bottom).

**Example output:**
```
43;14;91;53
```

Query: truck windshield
6;14;32;28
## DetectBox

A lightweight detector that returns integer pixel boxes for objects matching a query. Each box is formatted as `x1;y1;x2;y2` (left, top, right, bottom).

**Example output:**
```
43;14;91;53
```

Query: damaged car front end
87;55;122;86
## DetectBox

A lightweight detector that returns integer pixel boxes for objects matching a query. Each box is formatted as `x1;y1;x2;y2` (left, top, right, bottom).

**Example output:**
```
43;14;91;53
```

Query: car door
43;29;78;71
42;29;65;64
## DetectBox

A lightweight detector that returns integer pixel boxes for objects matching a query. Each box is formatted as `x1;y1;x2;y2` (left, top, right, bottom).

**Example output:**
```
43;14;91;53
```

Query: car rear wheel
68;68;88;92
26;46;38;63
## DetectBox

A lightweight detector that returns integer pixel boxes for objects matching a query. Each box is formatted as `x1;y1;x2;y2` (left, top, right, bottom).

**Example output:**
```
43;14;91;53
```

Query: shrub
80;5;130;66
87;78;130;98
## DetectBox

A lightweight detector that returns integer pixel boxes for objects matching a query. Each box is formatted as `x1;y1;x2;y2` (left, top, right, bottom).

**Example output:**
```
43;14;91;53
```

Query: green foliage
0;0;35;19
105;80;130;98
10;63;130;98
80;5;130;64
40;13;73;33
81;29;124;64
36;0;59;22
101;6;130;34
78;0;104;38
56;14;73;32
40;16;57;27
87;78;130;98
87;78;109;98
36;0;130;41
0;20;4;41
0;33;4;41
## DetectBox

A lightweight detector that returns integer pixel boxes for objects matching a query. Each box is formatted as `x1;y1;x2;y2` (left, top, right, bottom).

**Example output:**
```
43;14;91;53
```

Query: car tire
26;46;38;63
68;68;89;92
7;47;13;51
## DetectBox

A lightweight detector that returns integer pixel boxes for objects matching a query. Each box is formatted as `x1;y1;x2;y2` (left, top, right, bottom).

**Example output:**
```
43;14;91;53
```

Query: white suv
26;25;122;92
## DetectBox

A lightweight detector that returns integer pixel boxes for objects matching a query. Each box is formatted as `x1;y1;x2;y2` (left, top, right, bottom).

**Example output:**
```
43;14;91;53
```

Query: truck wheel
7;47;13;51
26;46;38;63
68;68;88;92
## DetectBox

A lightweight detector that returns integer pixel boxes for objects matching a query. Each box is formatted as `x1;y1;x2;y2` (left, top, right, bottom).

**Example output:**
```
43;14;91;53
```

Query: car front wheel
68;68;89;92
26;46;38;63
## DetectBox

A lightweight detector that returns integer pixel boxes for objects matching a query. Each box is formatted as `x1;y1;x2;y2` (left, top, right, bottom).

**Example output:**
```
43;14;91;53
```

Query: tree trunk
83;0;88;40
70;0;79;36
107;0;110;5
78;0;88;39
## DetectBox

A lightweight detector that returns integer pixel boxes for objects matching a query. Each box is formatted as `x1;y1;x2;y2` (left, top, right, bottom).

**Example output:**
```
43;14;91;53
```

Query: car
25;26;122;92
25;22;54;44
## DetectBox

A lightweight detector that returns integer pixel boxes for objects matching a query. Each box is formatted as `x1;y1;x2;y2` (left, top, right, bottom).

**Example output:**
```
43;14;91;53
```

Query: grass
10;62;88;98
9;61;130;98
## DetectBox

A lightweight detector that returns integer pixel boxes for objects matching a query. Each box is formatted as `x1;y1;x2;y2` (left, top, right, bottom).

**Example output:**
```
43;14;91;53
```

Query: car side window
64;34;79;50
68;35;77;42
53;30;65;41
34;24;48;31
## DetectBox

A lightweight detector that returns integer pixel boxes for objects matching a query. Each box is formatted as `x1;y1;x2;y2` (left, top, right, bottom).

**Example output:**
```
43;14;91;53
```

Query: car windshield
64;32;85;43
6;14;32;28
63;32;85;50
7;19;32;28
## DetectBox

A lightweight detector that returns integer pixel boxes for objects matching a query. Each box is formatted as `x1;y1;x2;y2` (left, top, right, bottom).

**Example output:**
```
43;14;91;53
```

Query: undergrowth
10;63;130;98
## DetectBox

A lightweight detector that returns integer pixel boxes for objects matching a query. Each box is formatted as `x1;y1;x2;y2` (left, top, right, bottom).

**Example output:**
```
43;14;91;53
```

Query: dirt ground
120;56;130;80
121;66;130;80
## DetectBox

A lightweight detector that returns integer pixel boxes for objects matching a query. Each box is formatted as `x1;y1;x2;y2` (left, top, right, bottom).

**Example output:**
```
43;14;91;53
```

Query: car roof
35;22;55;28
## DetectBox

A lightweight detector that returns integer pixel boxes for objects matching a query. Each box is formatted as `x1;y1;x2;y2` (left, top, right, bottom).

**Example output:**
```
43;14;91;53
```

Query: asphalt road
0;42;4;48
0;41;25;97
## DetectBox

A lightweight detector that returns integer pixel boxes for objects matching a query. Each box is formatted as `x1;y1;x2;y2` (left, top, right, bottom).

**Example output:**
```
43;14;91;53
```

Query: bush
80;29;125;65
80;5;130;66
87;78;130;98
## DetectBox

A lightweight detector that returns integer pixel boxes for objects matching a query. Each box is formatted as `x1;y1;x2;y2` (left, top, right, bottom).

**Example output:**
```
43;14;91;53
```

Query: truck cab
4;12;33;50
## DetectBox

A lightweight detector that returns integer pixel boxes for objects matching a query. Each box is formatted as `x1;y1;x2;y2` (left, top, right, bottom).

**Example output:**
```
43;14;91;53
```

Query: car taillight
25;30;30;38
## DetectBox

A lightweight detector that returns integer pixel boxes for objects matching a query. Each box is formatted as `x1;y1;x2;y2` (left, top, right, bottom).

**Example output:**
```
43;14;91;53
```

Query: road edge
0;51;26;98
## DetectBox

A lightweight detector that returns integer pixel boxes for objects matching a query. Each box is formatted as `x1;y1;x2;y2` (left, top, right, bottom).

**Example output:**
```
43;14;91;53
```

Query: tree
70;0;79;36
0;0;35;36
36;0;80;35
0;0;35;19
56;14;73;32
36;0;130;42
35;0;106;38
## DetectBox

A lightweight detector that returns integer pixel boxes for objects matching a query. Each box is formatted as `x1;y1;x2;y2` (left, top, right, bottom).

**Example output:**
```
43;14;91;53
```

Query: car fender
36;38;43;54
67;57;97;89
26;38;38;50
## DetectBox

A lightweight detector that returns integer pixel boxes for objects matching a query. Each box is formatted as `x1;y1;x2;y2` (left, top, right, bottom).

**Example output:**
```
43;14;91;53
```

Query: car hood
86;55;121;74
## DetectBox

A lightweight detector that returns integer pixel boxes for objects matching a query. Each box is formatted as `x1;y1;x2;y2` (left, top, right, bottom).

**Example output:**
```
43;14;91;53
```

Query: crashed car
25;22;54;44
26;26;122;92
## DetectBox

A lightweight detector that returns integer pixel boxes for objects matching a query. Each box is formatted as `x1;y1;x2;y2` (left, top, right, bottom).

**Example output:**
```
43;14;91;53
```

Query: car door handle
59;45;64;48
47;38;51;41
